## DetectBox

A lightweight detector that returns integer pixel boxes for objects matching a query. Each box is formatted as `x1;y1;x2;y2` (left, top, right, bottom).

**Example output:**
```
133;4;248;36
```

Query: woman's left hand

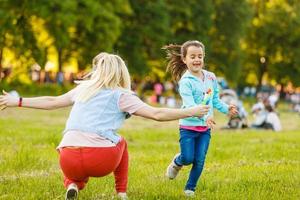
0;90;18;110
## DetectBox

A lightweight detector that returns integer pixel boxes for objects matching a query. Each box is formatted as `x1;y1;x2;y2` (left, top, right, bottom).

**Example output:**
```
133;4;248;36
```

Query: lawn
0;104;299;200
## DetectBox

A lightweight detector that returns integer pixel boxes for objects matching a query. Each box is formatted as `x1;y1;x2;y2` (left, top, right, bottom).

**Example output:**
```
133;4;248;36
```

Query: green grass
0;105;299;200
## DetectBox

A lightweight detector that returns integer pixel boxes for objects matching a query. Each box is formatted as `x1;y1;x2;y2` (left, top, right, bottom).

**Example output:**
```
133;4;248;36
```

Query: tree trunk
57;48;64;85
279;83;286;99
0;47;3;82
58;48;63;73
256;57;268;94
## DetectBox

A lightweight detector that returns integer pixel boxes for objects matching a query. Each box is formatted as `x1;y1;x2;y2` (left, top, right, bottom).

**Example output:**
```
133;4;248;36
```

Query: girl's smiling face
182;45;204;76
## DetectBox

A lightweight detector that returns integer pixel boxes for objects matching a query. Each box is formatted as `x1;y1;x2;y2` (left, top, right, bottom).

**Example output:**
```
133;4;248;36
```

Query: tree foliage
1;0;300;87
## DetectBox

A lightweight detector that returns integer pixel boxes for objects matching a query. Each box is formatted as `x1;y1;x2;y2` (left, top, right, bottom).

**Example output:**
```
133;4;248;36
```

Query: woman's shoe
65;183;78;200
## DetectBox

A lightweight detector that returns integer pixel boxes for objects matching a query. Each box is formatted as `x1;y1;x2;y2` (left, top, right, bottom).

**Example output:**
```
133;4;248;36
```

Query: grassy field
0;103;299;200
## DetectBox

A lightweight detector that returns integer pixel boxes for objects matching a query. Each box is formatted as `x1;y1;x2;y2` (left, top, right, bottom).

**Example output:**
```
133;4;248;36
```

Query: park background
0;0;300;199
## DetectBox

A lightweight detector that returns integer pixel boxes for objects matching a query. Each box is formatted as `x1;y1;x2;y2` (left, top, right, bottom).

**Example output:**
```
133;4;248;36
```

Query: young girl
0;52;210;200
163;40;238;197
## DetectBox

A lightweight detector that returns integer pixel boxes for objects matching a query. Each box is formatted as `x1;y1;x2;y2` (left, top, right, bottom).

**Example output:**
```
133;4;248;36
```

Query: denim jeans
174;128;211;191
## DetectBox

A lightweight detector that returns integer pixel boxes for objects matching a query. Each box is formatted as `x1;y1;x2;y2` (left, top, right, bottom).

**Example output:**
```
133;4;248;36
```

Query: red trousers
59;139;128;193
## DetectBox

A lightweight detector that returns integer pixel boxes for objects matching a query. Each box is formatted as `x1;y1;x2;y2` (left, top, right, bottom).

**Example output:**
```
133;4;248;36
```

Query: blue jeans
174;128;211;191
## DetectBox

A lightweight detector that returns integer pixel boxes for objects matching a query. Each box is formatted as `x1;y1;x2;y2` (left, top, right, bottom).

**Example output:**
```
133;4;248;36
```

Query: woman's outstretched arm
133;104;210;122
0;89;76;110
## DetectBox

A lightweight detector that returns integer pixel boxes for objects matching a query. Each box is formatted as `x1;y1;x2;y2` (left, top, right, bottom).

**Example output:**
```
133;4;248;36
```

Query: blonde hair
162;40;205;82
75;52;131;102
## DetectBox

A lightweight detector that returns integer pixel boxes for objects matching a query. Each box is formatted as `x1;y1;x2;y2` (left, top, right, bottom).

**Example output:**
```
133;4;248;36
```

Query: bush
0;80;74;96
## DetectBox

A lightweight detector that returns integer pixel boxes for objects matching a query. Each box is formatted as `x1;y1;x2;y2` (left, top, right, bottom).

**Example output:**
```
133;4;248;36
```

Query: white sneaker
65;183;78;200
166;153;182;179
117;192;128;200
184;190;195;197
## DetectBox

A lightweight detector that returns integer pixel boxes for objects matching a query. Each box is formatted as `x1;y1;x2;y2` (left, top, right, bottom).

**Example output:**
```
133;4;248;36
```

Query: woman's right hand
190;105;210;117
0;90;18;110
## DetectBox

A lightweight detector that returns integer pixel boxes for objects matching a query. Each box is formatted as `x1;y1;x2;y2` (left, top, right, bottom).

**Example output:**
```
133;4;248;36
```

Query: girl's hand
0;90;19;110
192;105;210;117
228;104;238;117
206;117;216;129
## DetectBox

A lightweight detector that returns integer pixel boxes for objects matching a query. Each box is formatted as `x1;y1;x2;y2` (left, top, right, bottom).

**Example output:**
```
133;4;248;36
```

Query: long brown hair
162;40;205;82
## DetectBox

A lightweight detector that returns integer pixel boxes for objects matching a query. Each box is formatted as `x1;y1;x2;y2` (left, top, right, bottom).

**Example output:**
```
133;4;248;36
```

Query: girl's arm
133;104;210;121
0;89;76;110
211;76;238;116
211;76;229;114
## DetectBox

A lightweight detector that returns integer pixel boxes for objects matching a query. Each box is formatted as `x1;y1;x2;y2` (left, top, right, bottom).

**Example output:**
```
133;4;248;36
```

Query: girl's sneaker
117;192;128;200
166;153;182;179
184;190;195;197
65;183;78;200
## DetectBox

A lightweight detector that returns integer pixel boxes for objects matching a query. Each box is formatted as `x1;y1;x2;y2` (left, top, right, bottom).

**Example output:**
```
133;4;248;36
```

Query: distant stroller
220;89;248;129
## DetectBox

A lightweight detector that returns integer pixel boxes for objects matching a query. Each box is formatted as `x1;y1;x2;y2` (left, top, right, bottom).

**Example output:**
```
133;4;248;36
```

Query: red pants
59;139;128;193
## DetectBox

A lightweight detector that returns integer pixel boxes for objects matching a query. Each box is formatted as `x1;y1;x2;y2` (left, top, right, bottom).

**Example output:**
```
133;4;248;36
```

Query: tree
31;0;77;72
72;0;131;70
210;0;252;88
116;0;170;75
245;0;300;91
165;0;214;47
0;0;43;81
265;0;300;87
0;0;14;80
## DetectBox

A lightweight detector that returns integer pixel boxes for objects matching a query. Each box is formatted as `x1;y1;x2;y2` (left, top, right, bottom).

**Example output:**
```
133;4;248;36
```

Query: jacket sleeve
178;79;197;108
212;74;229;114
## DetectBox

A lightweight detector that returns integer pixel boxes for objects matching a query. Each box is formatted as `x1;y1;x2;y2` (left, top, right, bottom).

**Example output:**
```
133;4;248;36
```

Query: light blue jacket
179;70;229;126
64;89;128;144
